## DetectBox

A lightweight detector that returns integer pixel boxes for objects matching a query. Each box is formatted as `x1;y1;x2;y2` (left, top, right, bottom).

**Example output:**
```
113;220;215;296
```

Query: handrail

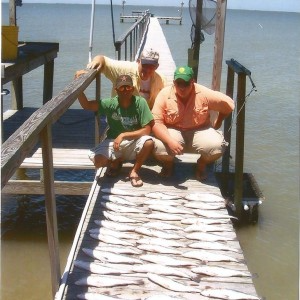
115;10;150;61
1;69;98;297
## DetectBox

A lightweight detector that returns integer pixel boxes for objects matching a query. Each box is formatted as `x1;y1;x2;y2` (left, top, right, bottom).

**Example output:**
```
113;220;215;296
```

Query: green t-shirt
98;95;154;139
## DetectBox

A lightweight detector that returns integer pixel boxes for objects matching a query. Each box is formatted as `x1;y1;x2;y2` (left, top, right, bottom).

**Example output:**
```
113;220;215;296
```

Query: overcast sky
3;0;300;12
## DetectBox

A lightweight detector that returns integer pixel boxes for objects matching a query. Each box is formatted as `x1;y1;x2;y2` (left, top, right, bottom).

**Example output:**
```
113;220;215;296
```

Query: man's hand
87;55;103;71
74;69;88;79
113;134;124;151
167;139;184;156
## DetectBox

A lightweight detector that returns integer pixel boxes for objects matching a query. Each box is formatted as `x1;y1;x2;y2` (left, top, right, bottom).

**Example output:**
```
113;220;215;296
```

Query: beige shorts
153;127;228;158
88;135;154;161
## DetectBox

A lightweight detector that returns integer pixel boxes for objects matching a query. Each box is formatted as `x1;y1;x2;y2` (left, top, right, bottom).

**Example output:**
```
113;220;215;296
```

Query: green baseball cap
174;66;194;82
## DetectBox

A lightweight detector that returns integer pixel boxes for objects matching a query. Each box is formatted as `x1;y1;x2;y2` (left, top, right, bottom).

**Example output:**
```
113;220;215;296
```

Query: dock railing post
40;124;61;297
234;72;246;216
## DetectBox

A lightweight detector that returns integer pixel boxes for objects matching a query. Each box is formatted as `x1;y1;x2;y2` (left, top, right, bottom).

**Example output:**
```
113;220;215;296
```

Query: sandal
129;176;143;187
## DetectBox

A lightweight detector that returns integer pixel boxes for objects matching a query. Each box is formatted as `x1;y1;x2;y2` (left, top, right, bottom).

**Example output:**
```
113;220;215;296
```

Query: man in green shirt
75;73;154;187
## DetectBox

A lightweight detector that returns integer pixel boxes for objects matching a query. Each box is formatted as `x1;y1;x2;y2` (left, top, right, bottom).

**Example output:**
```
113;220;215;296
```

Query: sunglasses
117;85;133;92
175;80;192;88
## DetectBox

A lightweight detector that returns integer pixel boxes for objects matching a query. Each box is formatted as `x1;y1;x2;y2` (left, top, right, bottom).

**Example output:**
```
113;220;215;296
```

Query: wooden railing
115;10;150;61
1;69;98;297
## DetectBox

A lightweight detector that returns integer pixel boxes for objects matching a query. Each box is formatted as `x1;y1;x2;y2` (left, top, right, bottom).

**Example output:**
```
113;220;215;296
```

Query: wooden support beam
43;60;55;104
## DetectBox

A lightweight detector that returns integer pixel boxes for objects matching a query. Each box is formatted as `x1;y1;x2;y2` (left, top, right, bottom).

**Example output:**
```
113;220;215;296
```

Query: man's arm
86;55;106;72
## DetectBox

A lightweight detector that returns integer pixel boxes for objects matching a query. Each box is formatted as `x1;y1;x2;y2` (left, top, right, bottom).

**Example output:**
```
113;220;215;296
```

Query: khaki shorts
88;135;154;161
153;127;228;158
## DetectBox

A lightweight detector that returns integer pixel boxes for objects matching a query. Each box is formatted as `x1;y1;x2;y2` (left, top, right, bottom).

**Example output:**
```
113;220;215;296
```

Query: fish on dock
89;233;135;246
100;201;147;214
137;244;182;255
200;287;261;299
148;213;185;221
137;237;185;248
184;222;232;233
82;248;143;264
185;193;224;202
94;219;137;232
135;227;182;240
183;250;239;263
191;265;251;277
181;217;230;225
75;275;143;288
101;194;139;206
147;273;199;293
94;245;142;255
142;221;183;231
140;254;197;267
89;227;139;240
102;211;141;223
78;292;132;300
188;241;241;253
186;232;236;242
145;192;181;200
149;204;194;215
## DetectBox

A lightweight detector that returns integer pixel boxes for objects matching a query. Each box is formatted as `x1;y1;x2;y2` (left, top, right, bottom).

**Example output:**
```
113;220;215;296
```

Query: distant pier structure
120;2;184;25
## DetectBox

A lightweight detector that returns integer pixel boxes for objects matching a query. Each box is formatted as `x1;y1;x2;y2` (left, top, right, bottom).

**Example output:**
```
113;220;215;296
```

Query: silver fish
100;201;146;214
183;250;239;262
135;227;182;240
137;244;181;255
184;223;232;233
75;275;143;288
147;273;199;293
137;237;185;248
140;254;196;267
142;221;183;231
188;241;241;253
194;209;238;219
74;260;133;275
191;265;251;277
101;194;137;206
200;288;261;299
132;264;198;281
149;204;194;215
78;293;131;300
94;219;136;231
103;211;140;223
185;193;224;202
144;295;184;300
148;213;184;221
101;187;144;197
94;245;142;255
184;202;225;210
181;217;230;225
144;199;185;206
145;192;181;200
82;248;142;264
89;233;135;246
186;232;235;242
89;227;139;240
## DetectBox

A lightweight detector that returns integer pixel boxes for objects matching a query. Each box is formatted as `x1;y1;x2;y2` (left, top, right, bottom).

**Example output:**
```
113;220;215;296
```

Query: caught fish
185;193;224;202
137;244;181;255
89;233;135;246
140;254;196;267
94;219;136;232
135;227;182;240
75;275;143;288
101;201;146;214
188;241;241;253
132;264;198;281
184;202;224;210
74;260;133;275
89;227;139;240
181;217;230;225
145;192;181;200
142;221;183;231
194;209;238;220
137;237;185;248
144;199;185;206
148;213;184;221
101;194;137;206
82;248;142;264
78;293;131;300
144;295;184;300
101;187;144;197
103;211;140;223
191;265;251;277
184;223;232;233
186;232;235;242
94;245;142;255
183;250;239;262
147;273;199;293
149;204;194;215
200;288;261;299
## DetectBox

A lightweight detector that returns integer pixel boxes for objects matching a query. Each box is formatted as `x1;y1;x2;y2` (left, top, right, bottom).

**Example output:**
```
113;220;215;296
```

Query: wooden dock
1;15;260;300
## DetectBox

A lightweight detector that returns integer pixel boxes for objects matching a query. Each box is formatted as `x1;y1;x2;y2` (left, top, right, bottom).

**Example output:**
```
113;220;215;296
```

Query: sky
2;0;300;13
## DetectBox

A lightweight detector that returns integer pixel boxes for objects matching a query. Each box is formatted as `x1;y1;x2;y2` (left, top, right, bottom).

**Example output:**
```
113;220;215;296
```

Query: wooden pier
2;16;260;300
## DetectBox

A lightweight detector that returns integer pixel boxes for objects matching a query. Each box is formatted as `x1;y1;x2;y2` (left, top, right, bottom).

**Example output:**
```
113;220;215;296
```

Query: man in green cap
151;66;235;181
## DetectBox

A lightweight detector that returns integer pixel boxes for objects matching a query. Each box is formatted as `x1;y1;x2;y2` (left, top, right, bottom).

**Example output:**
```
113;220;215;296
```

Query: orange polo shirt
152;83;235;130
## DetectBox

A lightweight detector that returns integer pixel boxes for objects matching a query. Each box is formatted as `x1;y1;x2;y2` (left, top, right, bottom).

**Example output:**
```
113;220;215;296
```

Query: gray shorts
153;127;228;158
88;135;154;161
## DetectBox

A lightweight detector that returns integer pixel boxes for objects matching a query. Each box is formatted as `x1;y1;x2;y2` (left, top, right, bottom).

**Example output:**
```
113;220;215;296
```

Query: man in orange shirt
151;66;235;181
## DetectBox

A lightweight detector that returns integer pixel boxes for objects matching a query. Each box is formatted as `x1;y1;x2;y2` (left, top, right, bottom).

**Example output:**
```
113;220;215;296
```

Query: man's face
138;61;158;80
116;85;134;100
174;79;194;99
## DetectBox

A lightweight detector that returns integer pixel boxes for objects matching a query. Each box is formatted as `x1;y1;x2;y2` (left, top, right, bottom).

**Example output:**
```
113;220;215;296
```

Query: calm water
1;4;299;300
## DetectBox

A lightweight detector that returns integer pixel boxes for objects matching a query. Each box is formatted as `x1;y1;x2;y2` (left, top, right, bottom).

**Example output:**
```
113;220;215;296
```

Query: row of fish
74;188;260;300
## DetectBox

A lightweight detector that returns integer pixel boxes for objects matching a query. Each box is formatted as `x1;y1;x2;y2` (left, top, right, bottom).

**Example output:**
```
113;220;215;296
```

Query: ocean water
1;3;299;300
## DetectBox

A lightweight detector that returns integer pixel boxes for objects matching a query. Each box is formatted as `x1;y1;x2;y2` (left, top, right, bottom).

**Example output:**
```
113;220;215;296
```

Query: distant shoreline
1;0;300;14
